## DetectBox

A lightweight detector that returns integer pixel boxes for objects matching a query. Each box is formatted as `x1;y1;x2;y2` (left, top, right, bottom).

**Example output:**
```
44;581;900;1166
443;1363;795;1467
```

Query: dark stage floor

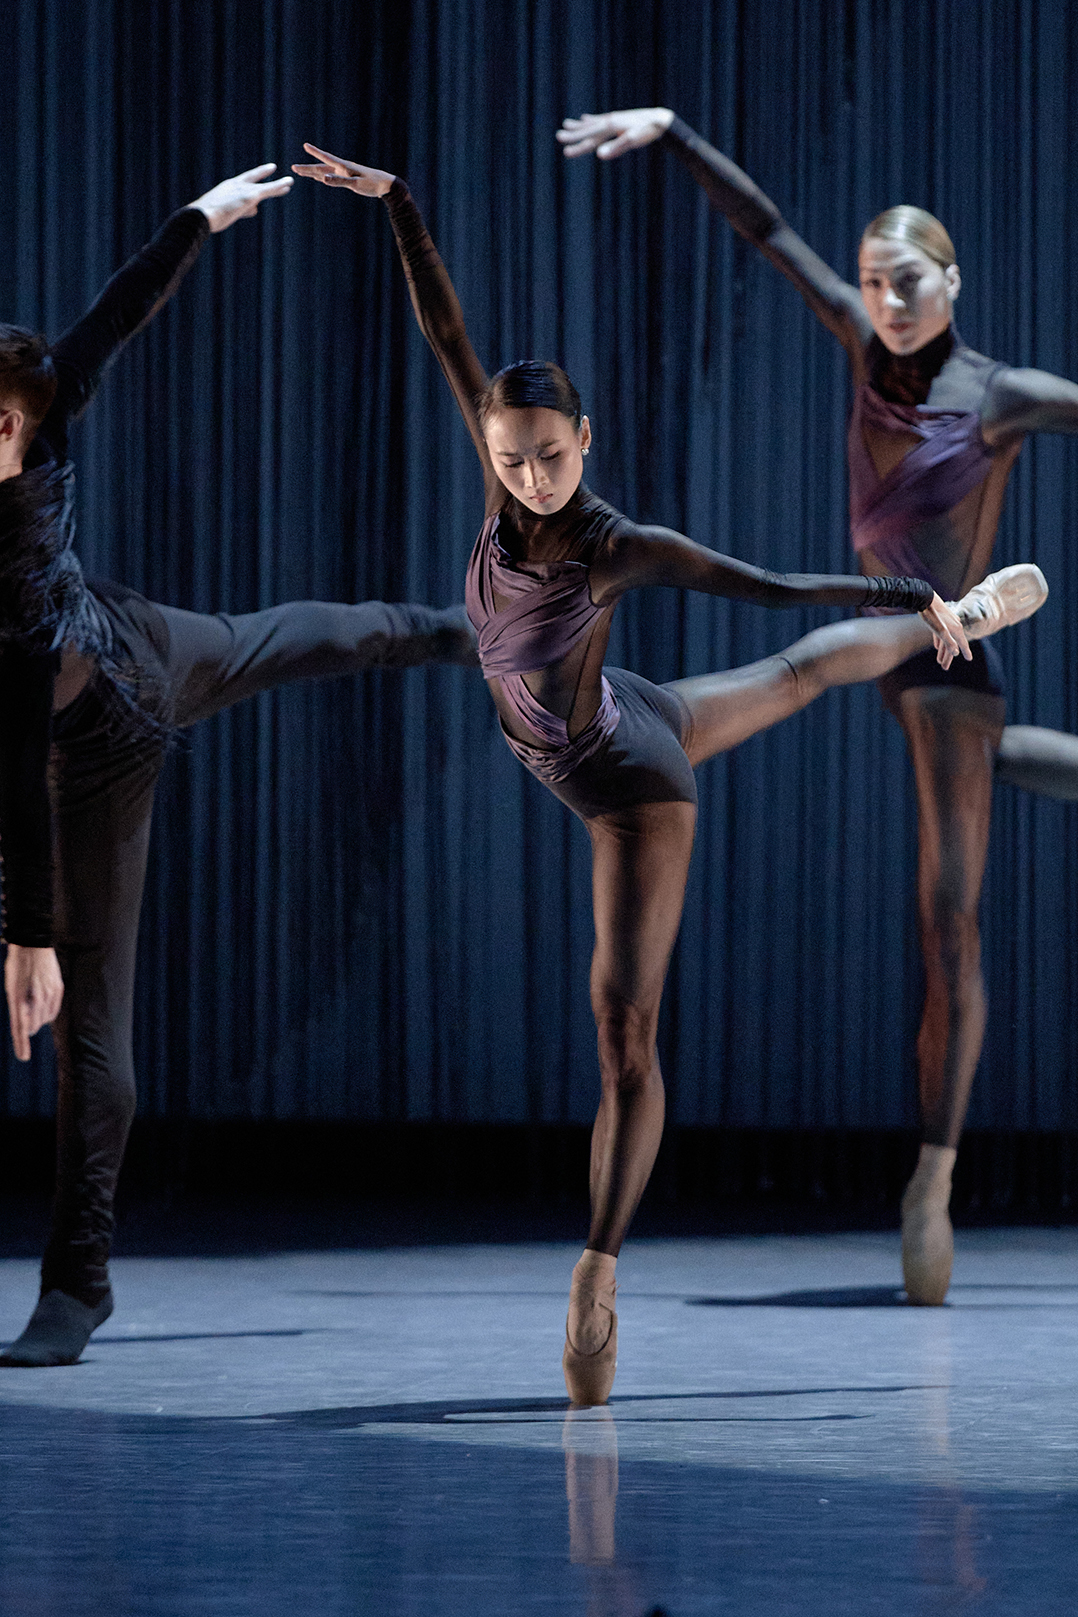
1;1228;1076;1614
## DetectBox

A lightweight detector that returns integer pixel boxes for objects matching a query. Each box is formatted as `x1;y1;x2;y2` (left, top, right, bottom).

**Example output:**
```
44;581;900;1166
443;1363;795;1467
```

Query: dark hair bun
477;360;582;429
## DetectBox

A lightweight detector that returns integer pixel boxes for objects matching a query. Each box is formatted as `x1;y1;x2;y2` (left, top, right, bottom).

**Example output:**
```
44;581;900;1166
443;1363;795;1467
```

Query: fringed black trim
0;458;166;737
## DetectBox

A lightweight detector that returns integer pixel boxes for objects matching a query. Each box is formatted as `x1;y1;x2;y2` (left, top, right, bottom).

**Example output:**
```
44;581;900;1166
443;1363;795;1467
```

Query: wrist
189;200;226;233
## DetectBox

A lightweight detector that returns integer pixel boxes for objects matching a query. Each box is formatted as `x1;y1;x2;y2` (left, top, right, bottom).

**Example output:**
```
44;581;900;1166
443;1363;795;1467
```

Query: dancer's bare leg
586;801;695;1256
669;612;940;765
996;725;1078;799
896;686;1003;1304
565;800;695;1395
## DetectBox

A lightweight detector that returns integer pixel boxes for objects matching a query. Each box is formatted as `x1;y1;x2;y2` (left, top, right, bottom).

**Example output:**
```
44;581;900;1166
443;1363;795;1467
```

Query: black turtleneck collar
869;325;958;407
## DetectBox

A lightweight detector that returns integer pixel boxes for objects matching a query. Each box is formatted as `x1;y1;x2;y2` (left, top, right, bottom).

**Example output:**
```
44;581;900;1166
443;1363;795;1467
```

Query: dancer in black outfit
560;106;1076;1305
0;167;476;1368
294;144;1042;1402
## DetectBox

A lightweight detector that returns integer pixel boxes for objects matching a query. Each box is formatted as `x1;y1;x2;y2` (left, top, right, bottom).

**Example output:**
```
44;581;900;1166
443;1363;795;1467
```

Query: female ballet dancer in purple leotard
295;143;1042;1404
560;106;1075;1306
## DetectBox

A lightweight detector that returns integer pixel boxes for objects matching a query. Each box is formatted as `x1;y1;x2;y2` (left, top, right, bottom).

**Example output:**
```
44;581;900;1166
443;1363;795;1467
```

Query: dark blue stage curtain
1;0;1076;1130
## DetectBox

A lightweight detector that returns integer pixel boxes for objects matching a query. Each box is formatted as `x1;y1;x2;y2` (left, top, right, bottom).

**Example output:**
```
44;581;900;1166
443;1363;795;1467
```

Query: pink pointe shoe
901;1145;957;1306
563;1262;618;1406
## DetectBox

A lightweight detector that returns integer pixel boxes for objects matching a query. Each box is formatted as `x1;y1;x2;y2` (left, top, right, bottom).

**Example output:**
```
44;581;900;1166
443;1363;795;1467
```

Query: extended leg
157;598;476;725
996;725;1078;799
563;800;695;1405
896;686;1004;1305
667;613;939;765
1;743;160;1367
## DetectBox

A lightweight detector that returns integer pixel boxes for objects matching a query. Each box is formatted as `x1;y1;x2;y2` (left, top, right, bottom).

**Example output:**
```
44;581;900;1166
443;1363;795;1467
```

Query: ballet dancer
559;106;1073;1304
0;167;476;1368
294;144;1043;1400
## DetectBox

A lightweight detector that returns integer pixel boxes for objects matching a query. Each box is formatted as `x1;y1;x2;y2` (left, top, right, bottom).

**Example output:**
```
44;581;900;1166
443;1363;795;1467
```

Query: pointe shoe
951;563;1048;640
901;1146;956;1307
563;1281;618;1406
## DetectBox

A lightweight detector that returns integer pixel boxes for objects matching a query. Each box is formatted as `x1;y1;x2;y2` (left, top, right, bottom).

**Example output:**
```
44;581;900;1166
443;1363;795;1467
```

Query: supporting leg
895;686;1004;1305
1;746;160;1367
563;800;695;1405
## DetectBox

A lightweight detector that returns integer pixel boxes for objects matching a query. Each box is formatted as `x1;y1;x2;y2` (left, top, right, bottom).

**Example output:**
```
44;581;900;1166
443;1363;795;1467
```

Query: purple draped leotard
847;365;1008;706
848;383;996;595
464;510;698;819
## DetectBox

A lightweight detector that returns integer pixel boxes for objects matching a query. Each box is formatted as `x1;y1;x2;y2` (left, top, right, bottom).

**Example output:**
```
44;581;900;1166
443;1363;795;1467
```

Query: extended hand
4;943;63;1063
557;108;674;159
190;164;293;233
921;595;972;670
291;145;395;198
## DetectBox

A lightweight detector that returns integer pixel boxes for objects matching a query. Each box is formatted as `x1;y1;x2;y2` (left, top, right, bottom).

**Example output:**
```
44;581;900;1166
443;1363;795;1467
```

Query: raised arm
45;165;293;434
558;108;872;364
590;521;968;665
293;146;499;506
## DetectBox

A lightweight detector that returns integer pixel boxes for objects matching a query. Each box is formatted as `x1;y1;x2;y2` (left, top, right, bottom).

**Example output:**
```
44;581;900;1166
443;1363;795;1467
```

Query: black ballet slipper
0;1288;114;1367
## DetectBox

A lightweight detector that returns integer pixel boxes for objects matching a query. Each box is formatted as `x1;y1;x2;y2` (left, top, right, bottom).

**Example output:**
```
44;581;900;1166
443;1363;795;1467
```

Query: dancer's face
484;407;592;517
858;237;960;355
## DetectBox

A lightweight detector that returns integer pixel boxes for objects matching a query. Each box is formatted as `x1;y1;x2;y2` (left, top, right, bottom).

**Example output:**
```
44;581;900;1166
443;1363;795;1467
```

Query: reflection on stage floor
1;1229;1076;1614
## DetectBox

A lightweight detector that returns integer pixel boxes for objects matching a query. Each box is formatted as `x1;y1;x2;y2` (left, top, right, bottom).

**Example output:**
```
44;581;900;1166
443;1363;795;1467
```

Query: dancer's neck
870;325;957;407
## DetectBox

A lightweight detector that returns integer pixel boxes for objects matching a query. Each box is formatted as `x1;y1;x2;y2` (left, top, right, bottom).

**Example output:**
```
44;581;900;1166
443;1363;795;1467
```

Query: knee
921;901;982;983
60;1025;138;1126
594;1000;658;1095
779;621;864;701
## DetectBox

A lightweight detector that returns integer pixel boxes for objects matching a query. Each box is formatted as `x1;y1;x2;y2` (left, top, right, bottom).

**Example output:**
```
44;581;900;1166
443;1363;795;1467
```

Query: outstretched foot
901;1146;956;1306
952;563;1048;640
0;1288;114;1367
563;1251;618;1406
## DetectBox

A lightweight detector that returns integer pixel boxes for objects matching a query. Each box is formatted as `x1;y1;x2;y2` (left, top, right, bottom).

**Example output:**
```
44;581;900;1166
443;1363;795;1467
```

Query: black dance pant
42;597;471;1303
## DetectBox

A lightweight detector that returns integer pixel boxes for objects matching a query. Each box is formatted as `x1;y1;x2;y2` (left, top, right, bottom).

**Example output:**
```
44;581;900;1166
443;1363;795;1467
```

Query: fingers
290;166;352;186
597;133;640;159
6;986;31;1062
302;142;358;173
557;117;608;158
236;162;279;181
252;177;294;197
560;136;602;158
11;1018;30;1063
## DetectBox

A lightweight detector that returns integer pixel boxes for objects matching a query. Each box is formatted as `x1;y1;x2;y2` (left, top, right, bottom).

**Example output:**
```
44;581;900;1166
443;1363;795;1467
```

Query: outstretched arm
982;367;1078;446
47;165;293;431
590;522;969;666
293;146;499;506
558;108;871;363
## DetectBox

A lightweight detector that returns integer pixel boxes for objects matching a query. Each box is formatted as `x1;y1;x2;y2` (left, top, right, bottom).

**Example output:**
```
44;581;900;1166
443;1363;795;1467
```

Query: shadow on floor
688;1285;909;1308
